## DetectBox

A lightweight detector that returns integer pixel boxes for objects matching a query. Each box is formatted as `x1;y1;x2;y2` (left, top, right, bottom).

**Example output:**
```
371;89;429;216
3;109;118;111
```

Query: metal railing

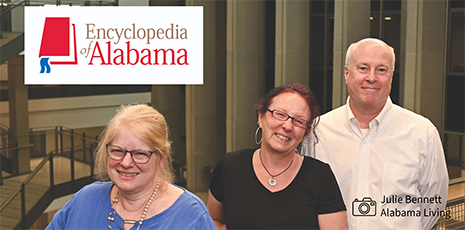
432;177;465;230
432;196;465;230
0;0;118;38
0;126;98;229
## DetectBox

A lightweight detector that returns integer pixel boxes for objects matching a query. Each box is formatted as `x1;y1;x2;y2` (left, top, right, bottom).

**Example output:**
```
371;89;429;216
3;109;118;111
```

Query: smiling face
345;40;394;112
107;130;159;194
258;92;310;155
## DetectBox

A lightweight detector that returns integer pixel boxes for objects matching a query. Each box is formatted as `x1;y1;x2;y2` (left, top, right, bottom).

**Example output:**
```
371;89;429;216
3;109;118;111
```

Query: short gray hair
345;38;395;72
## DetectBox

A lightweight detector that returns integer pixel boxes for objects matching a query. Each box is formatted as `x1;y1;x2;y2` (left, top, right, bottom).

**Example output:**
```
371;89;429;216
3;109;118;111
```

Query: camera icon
352;197;377;216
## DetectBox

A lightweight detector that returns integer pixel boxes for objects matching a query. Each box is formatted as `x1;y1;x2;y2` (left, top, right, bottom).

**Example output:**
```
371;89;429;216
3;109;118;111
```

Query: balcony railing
0;126;98;229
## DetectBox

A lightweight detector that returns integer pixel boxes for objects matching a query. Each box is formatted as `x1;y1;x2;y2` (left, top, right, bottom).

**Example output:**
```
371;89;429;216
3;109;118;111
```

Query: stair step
0;214;20;229
1;205;21;218
0;32;22;46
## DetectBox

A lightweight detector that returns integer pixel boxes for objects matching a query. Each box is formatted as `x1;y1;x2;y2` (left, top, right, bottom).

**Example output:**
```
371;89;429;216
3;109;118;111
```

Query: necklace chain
259;149;294;188
108;179;160;230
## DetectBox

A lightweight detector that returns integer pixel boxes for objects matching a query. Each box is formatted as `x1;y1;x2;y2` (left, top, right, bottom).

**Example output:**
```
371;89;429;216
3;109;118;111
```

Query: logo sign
25;6;203;84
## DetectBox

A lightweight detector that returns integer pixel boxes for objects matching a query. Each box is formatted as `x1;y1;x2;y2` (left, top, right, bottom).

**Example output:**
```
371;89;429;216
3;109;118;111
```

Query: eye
295;119;305;125
274;111;288;119
133;151;150;157
275;111;285;116
110;147;124;153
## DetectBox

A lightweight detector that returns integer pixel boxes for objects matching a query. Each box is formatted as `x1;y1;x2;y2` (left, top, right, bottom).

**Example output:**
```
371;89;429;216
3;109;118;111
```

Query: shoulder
179;189;209;210
170;186;211;218
53;182;113;220
217;148;255;166
317;105;347;129
76;181;112;197
390;104;438;131
320;105;346;120
64;181;111;207
225;148;255;158
302;156;332;171
159;186;215;229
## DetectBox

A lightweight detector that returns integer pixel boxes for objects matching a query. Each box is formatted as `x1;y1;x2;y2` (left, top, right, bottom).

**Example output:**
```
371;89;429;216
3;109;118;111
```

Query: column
332;0;370;108
275;0;310;86
8;55;30;174
151;86;186;183
184;0;227;193
226;0;265;152
400;0;447;131
150;0;186;186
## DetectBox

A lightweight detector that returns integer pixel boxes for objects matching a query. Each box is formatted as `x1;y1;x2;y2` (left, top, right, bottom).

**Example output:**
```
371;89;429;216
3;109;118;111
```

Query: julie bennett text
381;195;443;204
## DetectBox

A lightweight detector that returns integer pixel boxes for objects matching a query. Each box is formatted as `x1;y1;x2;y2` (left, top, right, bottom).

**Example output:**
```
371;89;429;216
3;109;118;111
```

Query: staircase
0;127;97;229
0;174;49;229
0;32;23;66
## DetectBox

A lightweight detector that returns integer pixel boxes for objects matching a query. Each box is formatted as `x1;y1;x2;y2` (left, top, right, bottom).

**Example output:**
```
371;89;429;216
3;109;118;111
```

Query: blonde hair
93;103;175;183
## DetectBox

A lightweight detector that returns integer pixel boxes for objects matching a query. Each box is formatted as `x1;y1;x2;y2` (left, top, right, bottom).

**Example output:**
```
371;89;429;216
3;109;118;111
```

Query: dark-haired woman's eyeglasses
106;144;157;164
267;109;310;129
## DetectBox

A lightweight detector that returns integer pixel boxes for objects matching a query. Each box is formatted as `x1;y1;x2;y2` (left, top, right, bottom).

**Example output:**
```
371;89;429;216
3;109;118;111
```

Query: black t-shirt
209;149;346;229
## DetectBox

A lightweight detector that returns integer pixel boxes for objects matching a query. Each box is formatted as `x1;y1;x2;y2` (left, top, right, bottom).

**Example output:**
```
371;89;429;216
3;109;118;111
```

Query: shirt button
362;166;366;171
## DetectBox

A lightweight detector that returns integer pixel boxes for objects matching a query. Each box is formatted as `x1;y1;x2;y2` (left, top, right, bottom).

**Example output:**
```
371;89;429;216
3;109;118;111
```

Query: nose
282;117;294;130
119;151;135;167
366;70;377;84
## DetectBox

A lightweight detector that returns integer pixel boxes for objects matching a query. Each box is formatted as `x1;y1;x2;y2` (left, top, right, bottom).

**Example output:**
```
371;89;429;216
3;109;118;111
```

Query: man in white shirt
302;38;448;230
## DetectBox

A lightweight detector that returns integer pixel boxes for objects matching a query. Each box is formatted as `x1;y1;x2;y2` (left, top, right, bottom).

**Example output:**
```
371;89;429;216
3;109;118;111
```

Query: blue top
46;182;216;230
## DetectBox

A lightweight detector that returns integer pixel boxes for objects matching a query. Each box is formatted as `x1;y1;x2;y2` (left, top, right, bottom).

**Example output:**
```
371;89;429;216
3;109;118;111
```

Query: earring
255;126;262;145
295;143;303;156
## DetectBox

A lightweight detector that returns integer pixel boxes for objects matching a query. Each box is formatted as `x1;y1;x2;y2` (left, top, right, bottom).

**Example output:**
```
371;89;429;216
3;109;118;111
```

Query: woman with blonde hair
46;103;215;230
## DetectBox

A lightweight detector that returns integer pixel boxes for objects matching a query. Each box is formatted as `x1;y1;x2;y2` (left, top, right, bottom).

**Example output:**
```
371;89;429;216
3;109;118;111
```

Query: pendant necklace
259;149;294;188
108;179;160;230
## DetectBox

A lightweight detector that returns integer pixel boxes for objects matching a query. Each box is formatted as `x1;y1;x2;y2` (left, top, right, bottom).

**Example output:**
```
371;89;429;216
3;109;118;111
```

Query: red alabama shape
39;17;70;57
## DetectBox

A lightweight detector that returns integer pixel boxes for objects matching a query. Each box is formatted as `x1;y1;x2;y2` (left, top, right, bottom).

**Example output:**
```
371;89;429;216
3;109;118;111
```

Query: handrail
0;145;40;213
0;144;33;152
0;123;9;130
444;130;465;136
449;176;465;186
0;125;98;225
0;1;28;17
23;152;52;185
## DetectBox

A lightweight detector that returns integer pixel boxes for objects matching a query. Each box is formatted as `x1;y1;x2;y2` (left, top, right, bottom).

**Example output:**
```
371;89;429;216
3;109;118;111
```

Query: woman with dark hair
208;83;348;229
46;103;215;230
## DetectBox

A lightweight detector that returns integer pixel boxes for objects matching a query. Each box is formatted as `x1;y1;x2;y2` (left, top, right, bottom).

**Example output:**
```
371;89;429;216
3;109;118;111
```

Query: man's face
345;41;394;111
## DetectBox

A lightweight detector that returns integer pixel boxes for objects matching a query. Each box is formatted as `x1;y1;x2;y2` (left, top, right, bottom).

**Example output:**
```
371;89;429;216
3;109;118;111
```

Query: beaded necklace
108;179;160;230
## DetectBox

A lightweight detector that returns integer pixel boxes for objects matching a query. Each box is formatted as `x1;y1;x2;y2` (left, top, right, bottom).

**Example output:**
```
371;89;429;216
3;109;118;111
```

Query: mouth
361;87;380;91
117;170;139;177
275;133;290;142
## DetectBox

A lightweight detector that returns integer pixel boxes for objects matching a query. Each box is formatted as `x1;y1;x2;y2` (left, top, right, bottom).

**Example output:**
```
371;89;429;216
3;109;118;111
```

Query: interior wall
0;92;150;129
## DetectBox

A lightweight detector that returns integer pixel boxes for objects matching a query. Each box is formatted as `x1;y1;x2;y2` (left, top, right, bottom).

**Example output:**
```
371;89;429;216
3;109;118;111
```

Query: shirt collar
344;96;393;134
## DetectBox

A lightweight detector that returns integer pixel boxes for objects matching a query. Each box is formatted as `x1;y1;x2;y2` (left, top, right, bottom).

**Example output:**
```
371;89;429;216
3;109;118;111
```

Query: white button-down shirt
303;97;448;230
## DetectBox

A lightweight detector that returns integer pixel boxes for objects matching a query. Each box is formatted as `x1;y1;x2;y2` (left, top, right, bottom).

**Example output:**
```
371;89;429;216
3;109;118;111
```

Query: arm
45;211;64;230
318;211;348;230
419;127;449;230
207;190;226;230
